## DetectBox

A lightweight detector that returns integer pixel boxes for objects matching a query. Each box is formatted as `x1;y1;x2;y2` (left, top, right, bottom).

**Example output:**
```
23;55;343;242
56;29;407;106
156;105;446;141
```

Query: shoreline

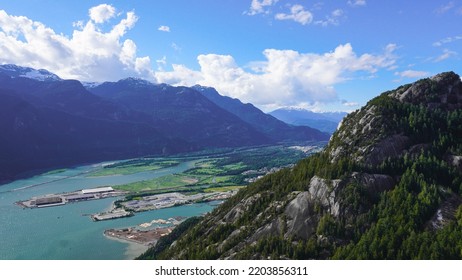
103;226;175;246
103;234;149;260
103;229;151;246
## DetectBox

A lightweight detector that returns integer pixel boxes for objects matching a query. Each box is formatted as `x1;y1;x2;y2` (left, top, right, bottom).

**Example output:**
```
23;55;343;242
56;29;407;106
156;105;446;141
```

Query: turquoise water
0;159;217;260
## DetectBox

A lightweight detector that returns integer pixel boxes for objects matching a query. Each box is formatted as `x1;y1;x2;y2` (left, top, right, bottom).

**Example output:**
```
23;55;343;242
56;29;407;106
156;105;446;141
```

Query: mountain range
191;85;327;142
269;108;347;133
0;64;328;182
138;71;462;260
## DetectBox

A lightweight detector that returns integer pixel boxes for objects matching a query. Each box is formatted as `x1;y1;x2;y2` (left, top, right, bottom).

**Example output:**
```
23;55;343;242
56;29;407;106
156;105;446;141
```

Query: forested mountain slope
140;72;462;260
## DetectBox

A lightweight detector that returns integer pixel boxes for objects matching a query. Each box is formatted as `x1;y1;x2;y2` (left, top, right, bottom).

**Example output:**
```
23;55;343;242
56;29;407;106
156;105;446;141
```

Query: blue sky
0;1;461;112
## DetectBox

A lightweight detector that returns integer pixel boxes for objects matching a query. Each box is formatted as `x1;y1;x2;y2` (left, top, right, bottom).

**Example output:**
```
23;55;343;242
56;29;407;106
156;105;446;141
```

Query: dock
16;186;127;209
91;209;134;221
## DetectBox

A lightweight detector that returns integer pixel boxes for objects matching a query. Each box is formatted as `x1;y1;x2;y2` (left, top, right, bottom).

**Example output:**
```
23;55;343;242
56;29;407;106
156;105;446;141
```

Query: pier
16;186;127;208
91;208;134;221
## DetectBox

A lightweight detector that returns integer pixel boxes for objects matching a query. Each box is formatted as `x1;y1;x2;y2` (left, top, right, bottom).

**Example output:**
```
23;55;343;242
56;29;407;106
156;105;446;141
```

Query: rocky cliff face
143;72;462;260
390;72;462;109
329;72;462;166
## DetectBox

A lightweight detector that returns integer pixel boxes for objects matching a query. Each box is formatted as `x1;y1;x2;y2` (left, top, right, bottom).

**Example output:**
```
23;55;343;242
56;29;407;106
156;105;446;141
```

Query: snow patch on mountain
0;64;61;82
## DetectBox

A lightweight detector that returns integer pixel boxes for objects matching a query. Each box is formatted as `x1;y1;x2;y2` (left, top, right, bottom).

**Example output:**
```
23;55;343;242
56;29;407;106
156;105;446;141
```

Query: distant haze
269;108;347;133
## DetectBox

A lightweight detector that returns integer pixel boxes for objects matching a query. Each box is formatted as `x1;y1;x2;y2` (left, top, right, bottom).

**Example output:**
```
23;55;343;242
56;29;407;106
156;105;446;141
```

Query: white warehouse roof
81;186;114;194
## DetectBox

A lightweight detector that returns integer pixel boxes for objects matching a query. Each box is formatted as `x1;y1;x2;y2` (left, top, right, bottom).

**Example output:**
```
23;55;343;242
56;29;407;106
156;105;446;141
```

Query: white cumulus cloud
158;25;170;32
0;7;154;82
0;6;398;110
275;4;313;25
246;0;279;15
89;4;116;23
155;43;397;110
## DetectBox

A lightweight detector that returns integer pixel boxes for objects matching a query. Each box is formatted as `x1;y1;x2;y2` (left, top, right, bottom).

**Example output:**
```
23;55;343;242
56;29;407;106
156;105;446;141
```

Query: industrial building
16;186;126;209
81;186;114;194
65;193;95;202
35;196;63;206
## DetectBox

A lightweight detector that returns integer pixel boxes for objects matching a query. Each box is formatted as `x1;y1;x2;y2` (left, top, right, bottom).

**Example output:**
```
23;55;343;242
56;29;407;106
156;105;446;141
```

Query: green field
203;185;245;193
113;173;237;193
110;142;325;194
115;174;199;192
89;159;180;177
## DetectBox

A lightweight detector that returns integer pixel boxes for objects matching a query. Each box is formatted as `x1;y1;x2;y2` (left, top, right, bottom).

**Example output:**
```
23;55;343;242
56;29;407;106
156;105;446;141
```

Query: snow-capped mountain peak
119;77;155;87
0;64;62;82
